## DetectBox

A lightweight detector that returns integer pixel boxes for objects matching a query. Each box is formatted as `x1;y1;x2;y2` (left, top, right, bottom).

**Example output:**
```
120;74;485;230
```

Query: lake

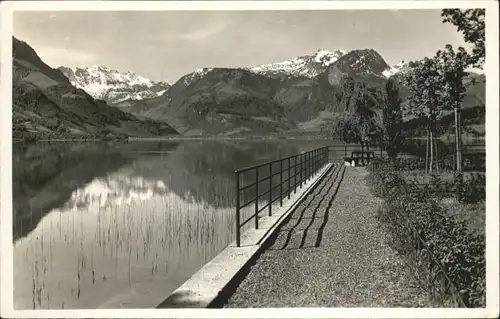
12;138;485;309
13;139;346;309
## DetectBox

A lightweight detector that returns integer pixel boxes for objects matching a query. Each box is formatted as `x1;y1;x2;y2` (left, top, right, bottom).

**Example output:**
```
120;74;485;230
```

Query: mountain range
57;65;170;104
12;37;486;139
12;37;179;141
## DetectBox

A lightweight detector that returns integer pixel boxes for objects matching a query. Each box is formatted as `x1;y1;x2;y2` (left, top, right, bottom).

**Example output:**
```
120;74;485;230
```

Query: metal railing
234;146;329;247
233;144;384;247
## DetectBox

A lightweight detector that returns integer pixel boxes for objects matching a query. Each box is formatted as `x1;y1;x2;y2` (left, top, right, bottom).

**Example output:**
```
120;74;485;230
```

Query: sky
13;10;469;84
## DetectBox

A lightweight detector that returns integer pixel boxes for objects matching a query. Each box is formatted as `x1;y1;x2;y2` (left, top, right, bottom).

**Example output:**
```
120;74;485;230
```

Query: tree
350;82;381;152
404;56;450;173
441;9;485;68
381;78;405;164
322;79;382;157
436;44;469;172
323;85;381;152
323;114;361;146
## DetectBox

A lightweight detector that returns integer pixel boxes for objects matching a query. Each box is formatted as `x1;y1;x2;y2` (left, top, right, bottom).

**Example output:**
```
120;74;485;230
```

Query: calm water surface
13;139;341;309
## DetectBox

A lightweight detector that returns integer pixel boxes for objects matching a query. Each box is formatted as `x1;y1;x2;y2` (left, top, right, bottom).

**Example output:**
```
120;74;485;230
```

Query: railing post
315;149;318;173
269;163;273;216
312;150;315;175
235;172;241;247
306;152;309;181
309;151;311;179
305;152;308;182
313;150;315;174
316;149;319;169
288;157;291;199
311;150;314;176
316;149;318;172
303;152;306;183
304;153;311;184
317;149;320;171
280;159;283;207
299;154;304;188
300;153;303;188
294;155;297;194
304;152;311;184
255;167;259;229
309;151;312;179
320;148;322;166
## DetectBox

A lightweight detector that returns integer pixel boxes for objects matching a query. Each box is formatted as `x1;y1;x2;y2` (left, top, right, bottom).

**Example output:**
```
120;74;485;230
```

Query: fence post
312;151;315;175
304;152;307;182
280;160;283;207
313;150;316;174
269;163;273;216
300;154;303;188
310;151;313;177
303;153;306;184
293;155;297;194
316;149;318;172
321;147;324;166
308;152;311;180
288;157;292;199
315;149;317;173
255;168;259;229
318;149;320;170
235;172;241;247
306;152;309;181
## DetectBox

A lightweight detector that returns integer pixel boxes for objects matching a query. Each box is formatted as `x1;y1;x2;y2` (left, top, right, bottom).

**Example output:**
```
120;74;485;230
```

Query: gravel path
224;164;432;308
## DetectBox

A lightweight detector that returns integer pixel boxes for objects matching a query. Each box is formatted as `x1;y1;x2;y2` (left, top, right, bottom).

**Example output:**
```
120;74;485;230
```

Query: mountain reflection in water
12;139;335;309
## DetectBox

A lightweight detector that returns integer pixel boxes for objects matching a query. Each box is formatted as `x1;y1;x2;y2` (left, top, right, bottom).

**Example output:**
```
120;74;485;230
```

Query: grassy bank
365;158;486;307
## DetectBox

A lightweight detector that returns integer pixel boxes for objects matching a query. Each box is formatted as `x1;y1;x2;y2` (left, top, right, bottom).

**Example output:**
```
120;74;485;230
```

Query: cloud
35;45;99;68
179;23;227;42
148;19;230;44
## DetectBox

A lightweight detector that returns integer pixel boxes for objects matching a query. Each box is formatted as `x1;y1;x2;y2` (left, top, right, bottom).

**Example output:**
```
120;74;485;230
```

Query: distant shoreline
13;134;485;144
14;135;331;143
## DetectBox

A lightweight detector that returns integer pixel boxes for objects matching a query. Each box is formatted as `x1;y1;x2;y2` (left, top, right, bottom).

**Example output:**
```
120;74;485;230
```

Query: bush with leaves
454;172;486;204
367;164;486;307
366;159;407;199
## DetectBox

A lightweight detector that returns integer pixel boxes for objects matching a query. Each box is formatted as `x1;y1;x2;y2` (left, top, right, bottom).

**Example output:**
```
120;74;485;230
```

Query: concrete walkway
224;165;432;308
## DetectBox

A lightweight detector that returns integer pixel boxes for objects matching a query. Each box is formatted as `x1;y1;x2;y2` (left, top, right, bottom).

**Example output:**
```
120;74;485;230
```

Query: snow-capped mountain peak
250;49;347;78
313;49;348;66
58;65;170;104
382;60;409;78
183;67;214;86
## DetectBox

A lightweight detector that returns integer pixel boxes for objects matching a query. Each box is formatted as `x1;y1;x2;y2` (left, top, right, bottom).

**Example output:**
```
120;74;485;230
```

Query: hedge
366;158;486;307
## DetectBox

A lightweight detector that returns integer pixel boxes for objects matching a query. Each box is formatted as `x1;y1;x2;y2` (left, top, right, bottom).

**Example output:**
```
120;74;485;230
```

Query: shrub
454;173;486;204
366;158;408;199
368;165;486;307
